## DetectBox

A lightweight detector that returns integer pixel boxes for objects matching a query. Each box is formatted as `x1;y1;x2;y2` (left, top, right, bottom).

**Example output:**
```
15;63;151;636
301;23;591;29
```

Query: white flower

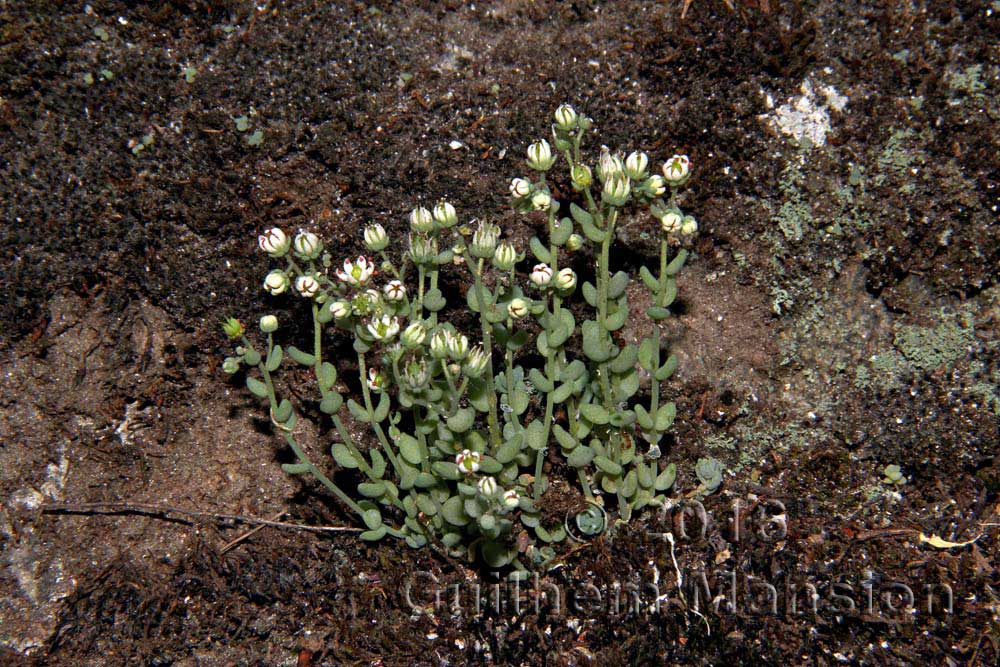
602;172;631;206
507;297;530;319
263;270;289;295
259;315;278;333
432;201;457;228
455;449;482;474
383;280;407;301
447;333;469;361
409;206;435;233
477;476;499;497
258;228;290;257
363;224;388;252
367;367;386;392
463;346;490;377
470;221;500;259
662;154;690;185
402;321;427;348
493;242;518;271
553;104;578;132
531;190;552;211
329;300;351;319
660;210;683;234
502;489;520;509
526;139;555;171
295;275;320;298
366;314;400;341
645;174;666;197
681;215;698;236
430;329;451;359
335;256;375;286
509;177;532;198
293;231;322;260
530;263;553;287
625;151;649;180
556;267;577;291
596;147;624;181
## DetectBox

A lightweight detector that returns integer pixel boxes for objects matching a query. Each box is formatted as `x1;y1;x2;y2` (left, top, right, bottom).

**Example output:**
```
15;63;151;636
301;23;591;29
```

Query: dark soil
2;1;998;665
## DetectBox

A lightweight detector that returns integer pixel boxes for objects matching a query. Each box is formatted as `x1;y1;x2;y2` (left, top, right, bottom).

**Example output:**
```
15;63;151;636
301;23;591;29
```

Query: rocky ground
1;1;998;665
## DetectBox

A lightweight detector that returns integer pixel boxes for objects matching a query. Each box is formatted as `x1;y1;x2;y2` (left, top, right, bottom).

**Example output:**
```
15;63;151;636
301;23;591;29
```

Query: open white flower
662;154;691;186
366;314;400;341
335;256;375;286
455;449;482;474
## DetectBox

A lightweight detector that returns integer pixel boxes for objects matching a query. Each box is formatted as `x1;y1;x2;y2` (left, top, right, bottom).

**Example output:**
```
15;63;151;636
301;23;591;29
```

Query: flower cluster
225;105;697;569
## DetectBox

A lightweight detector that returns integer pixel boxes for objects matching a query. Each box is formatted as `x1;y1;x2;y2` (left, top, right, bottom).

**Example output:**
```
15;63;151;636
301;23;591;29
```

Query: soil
2;1;999;665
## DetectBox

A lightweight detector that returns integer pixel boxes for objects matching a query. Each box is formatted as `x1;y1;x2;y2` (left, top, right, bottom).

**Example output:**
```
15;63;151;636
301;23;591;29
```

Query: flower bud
335;256;375;286
660;210;683;234
295;275;321;298
509;177;532;199
507;297;530;319
463;346;490;377
432;201;458;228
602;172;631;206
553;104;578;132
570;163;593;191
259;315;278;333
681;215;698;236
263;270;290;295
329;300;351;319
566;234;584;251
430;329;451;359
221;317;244;340
402;321;427;348
363;223;388;252
526;139;555;171
645;174;666;197
222;357;241;374
383;280;407;302
447;332;469;361
409;206;435;233
555;267;577;291
477;476;499;497
455;449;481;474
258;228;290;257
502;489;520;509
470;222;500;259
493;242;518;271
662;154;691;186
367;367;386;393
530;191;552;212
530;263;553;287
366;314;400;341
625;151;649;180
293;231;323;260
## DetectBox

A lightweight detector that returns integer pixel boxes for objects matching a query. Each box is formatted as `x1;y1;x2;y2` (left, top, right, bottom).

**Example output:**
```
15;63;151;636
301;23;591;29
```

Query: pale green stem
469;258;502;450
357;352;404;476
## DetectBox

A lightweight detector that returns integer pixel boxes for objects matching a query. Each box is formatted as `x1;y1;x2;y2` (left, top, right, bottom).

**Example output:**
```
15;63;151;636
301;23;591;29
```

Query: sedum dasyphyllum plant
221;105;698;569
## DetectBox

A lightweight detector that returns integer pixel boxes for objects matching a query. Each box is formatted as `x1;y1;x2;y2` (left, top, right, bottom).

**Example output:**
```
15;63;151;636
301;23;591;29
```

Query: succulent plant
222;105;700;569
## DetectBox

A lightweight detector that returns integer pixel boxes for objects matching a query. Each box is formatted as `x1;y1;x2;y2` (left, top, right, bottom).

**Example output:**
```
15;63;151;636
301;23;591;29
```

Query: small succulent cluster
222;105;698;568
